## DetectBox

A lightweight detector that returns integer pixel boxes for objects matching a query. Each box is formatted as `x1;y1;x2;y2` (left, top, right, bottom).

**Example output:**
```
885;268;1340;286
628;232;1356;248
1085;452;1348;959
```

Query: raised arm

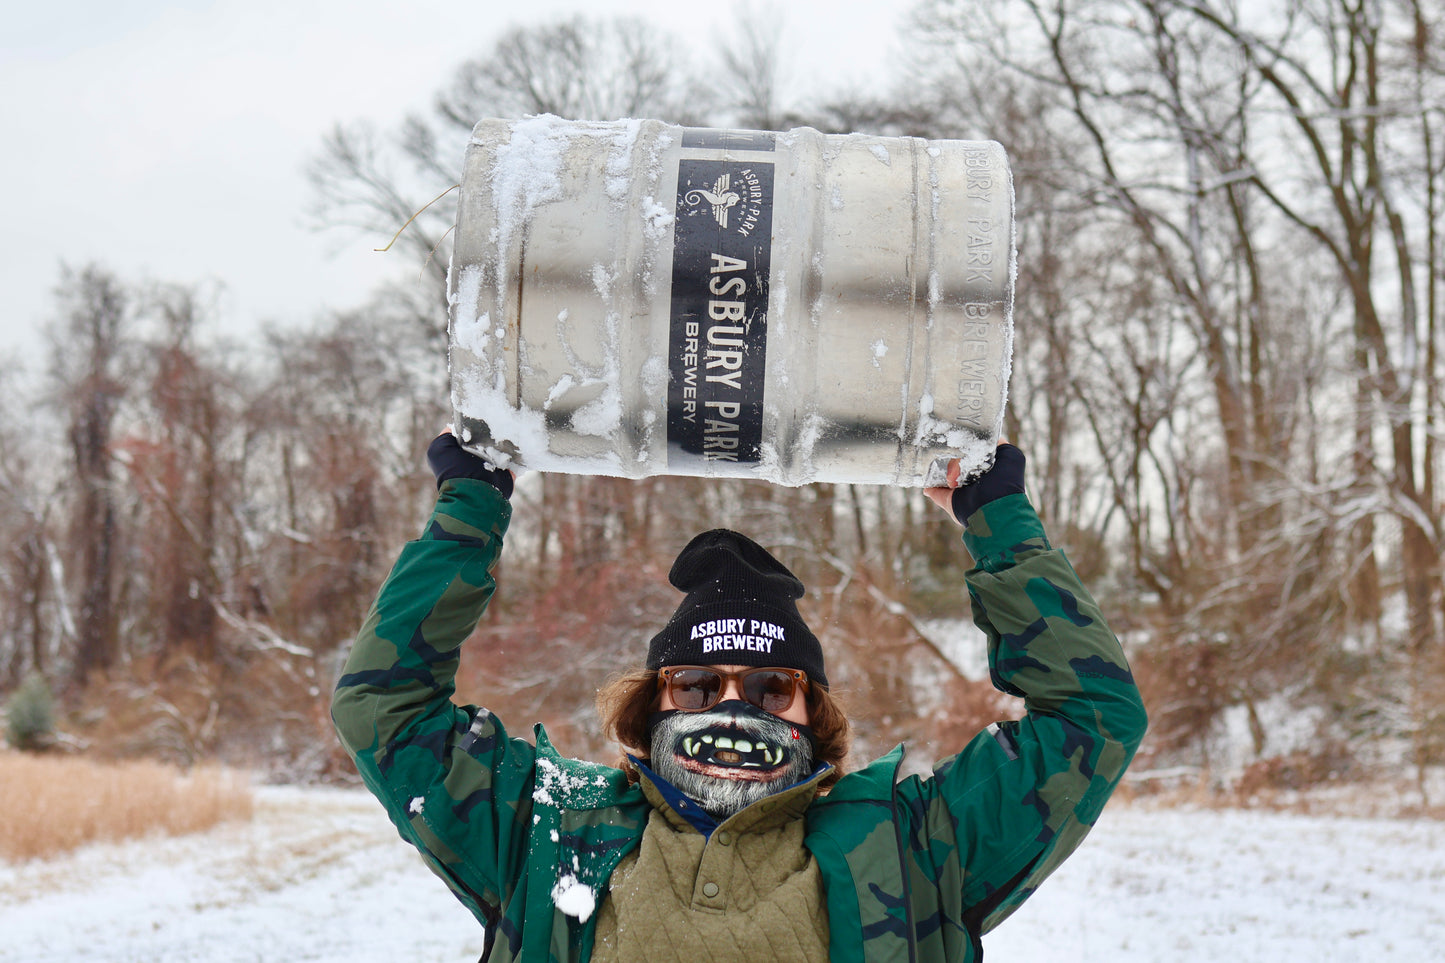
330;434;526;924
920;444;1148;933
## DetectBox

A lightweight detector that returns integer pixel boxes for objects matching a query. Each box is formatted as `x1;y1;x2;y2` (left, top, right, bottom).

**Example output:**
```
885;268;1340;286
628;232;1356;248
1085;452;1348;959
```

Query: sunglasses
657;665;810;713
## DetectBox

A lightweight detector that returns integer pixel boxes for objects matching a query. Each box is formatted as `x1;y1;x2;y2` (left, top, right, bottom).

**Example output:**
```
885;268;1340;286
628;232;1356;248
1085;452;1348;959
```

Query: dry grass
0;751;254;862
1119;762;1445;820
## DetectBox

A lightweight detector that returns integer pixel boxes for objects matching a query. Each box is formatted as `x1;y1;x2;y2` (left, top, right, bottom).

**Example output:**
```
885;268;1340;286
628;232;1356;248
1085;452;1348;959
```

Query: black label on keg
667;159;775;468
681;128;777;152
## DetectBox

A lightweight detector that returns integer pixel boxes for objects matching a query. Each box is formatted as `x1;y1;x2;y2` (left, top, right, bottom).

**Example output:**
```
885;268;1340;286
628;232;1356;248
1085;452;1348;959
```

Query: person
332;434;1147;963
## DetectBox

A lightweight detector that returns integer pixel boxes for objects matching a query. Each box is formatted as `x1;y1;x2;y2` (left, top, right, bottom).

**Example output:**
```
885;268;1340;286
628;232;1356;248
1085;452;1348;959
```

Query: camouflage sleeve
330;478;536;924
906;492;1147;934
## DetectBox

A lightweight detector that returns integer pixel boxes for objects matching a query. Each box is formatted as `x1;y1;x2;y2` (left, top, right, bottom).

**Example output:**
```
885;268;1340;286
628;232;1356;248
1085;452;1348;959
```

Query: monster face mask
650;700;816;820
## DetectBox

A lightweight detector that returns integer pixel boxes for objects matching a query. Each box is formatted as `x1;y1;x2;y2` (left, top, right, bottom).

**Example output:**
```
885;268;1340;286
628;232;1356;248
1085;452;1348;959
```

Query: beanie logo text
690;617;786;656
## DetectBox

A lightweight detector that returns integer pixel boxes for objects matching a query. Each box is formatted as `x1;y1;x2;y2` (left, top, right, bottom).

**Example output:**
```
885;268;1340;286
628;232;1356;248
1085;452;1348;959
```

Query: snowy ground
2;784;1442;962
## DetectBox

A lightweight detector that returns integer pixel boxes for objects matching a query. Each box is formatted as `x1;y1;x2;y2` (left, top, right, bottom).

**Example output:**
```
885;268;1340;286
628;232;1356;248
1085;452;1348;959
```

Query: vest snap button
702;882;720;898
716;831;731;846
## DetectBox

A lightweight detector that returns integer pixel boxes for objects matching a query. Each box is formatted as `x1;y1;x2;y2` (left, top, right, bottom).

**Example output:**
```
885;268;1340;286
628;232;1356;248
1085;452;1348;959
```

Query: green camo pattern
333;482;1146;962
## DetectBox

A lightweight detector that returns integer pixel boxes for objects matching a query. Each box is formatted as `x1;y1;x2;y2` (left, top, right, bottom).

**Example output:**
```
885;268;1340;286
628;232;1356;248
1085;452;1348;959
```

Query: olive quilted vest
590;774;829;963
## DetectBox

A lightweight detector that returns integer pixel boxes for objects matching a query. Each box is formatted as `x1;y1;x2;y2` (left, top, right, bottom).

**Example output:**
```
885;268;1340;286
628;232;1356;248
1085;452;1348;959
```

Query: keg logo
667;159;776;469
681;166;768;238
686;174;742;229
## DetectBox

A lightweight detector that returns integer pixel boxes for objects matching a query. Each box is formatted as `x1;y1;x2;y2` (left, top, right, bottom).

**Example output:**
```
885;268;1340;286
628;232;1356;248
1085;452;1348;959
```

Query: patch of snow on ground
985;803;1445;961
0;785;484;962
1;786;1440;961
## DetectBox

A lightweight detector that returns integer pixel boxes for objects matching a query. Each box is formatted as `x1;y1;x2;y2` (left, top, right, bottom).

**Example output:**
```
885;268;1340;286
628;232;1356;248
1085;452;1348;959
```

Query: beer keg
448;116;1013;487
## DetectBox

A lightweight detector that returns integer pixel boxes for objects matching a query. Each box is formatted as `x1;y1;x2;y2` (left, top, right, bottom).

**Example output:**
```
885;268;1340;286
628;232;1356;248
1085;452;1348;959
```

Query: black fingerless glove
426;433;514;499
950;443;1026;523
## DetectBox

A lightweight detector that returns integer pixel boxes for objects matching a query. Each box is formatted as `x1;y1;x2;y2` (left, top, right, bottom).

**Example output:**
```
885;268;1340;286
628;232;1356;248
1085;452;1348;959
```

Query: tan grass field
0;751;253;862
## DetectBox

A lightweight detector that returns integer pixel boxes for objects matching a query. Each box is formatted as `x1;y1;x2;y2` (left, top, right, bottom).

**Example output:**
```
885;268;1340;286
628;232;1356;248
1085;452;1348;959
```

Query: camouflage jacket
332;479;1147;963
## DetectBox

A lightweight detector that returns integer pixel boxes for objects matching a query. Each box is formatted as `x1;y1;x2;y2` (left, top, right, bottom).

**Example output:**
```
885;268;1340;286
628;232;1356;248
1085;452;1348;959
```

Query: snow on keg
448;116;1013;487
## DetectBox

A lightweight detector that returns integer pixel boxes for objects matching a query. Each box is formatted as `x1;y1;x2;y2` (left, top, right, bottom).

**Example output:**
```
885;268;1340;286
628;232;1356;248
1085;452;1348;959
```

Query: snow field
0;786;483;962
985;804;1445;961
1;785;1441;962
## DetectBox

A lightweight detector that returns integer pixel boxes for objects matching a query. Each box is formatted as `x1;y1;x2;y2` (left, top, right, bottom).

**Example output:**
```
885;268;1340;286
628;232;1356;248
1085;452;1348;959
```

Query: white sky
1;0;919;366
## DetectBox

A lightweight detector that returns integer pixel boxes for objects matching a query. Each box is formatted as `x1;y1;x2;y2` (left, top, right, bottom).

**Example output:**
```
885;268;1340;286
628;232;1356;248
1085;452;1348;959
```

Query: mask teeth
681;734;782;766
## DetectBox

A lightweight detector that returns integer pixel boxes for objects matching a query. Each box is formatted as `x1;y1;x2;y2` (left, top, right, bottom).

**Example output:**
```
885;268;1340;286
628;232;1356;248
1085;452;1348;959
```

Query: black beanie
646;530;827;687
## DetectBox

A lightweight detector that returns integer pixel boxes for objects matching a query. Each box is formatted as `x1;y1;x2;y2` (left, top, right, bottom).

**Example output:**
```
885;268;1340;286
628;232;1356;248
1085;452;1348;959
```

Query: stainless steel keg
448;116;1013;487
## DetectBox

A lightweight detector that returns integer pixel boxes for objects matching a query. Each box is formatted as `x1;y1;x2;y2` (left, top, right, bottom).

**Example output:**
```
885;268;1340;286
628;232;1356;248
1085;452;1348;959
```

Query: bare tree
911;0;1445;777
118;283;240;661
0;366;63;684
241;301;444;655
308;17;705;303
434;17;701;126
48;265;133;687
1165;0;1445;783
714;11;788;130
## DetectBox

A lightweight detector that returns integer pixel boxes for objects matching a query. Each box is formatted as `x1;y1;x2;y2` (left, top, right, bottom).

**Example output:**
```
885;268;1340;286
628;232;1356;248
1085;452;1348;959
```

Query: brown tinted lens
668;668;721;710
745;670;798;712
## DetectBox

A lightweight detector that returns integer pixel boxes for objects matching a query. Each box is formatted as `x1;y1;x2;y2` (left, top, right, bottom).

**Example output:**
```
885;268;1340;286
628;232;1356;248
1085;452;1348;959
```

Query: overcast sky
1;0;919;368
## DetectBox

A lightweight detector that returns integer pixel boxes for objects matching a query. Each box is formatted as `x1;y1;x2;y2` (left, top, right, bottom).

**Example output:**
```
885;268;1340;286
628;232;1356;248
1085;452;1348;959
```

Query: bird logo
685;174;742;229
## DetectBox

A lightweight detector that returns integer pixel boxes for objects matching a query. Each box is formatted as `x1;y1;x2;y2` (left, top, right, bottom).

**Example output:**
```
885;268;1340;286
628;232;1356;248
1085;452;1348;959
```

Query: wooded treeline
2;1;1441;795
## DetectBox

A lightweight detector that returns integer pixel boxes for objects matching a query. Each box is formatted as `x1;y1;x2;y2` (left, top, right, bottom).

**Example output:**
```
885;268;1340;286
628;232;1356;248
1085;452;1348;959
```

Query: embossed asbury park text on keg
448;116;1014;487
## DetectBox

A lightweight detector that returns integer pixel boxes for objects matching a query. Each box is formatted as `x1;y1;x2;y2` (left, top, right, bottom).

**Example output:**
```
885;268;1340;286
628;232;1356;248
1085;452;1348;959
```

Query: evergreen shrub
5;673;56;751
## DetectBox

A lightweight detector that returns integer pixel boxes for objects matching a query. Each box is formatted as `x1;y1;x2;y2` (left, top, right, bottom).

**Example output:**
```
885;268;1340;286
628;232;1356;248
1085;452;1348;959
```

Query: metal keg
448;116;1013;487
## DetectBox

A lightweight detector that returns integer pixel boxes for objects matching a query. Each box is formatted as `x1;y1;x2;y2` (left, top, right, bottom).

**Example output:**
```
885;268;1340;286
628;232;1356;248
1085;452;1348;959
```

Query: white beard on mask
649;699;816;820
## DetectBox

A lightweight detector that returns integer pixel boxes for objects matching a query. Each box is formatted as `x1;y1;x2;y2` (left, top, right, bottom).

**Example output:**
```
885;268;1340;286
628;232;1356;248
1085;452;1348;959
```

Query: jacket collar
629;755;833;838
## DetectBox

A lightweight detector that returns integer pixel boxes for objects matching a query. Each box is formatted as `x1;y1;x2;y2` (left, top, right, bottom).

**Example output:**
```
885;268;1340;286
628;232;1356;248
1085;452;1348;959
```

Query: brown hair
596;667;851;791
